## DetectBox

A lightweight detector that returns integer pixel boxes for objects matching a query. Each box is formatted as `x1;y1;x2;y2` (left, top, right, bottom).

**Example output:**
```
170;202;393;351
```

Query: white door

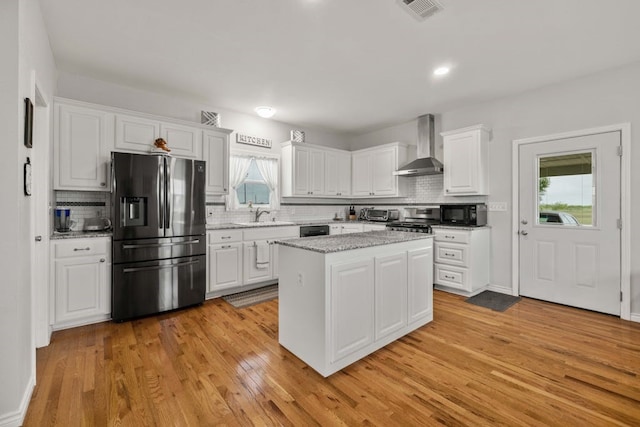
31;89;50;347
208;243;242;292
518;131;621;315
371;147;396;195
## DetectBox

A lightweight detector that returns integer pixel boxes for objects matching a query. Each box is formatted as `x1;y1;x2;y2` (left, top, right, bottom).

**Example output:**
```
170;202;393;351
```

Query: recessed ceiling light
255;106;276;118
433;66;450;76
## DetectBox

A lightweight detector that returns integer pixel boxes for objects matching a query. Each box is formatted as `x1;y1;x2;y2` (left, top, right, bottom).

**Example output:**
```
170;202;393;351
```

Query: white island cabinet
277;231;433;377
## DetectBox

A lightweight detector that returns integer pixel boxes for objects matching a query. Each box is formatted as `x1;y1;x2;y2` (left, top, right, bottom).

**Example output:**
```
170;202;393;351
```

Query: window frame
229;149;280;211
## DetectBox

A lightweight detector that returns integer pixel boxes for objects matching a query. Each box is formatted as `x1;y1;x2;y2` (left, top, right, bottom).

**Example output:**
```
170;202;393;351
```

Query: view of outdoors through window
538;152;593;226
236;160;270;205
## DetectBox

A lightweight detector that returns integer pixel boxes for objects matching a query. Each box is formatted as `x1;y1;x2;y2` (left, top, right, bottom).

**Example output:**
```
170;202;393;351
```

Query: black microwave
440;204;487;226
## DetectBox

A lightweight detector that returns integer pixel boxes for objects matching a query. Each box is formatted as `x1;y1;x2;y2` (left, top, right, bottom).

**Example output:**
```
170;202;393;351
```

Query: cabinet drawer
54;238;110;258
435;243;468;267
208;229;243;244
433;229;470;244
434;264;468;290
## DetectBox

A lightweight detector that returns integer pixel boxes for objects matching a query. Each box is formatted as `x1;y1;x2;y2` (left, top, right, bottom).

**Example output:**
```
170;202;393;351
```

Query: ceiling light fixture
255;106;276;118
433;66;450;76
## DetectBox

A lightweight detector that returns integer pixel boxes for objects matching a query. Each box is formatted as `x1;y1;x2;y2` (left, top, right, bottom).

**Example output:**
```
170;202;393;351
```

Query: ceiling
40;0;640;135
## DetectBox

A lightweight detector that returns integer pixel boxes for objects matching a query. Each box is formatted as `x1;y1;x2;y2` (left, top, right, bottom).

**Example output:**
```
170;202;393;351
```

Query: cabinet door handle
100;182;106;187
445;235;455;239
100;258;106;262
445;253;455;257
74;247;91;251
221;245;231;249
444;275;455;280
221;236;232;240
446;189;450;193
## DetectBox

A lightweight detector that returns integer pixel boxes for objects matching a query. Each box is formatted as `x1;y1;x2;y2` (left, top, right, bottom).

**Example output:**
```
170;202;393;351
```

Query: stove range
386;221;433;234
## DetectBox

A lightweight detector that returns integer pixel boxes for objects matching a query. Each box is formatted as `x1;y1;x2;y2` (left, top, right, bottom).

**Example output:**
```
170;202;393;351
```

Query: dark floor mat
222;284;278;308
465;291;521;312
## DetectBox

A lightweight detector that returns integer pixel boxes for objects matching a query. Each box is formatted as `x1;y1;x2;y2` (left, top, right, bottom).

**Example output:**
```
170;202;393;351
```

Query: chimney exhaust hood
394;114;443;176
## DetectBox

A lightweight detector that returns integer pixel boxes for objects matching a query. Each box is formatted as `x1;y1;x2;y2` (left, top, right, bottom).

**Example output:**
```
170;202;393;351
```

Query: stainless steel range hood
394;114;443;176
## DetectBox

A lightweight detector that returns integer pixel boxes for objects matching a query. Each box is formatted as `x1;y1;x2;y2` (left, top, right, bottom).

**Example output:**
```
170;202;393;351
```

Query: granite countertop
51;230;113;240
276;230;432;254
206;219;383;230
431;225;490;231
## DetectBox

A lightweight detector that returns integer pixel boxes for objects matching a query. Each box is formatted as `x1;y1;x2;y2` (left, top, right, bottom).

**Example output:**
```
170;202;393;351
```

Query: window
227;155;279;211
537;152;594;226
236;160;270;205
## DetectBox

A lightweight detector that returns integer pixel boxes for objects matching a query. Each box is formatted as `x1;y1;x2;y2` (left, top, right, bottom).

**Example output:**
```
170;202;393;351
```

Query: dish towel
256;242;269;269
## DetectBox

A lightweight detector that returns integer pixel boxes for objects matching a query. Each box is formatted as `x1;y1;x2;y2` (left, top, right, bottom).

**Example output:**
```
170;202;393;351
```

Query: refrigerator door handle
165;157;172;229
122;239;201;249
122;259;200;273
158;159;165;233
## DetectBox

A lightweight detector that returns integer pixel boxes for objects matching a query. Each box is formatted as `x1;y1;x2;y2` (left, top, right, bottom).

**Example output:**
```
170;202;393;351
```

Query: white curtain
255;157;280;210
226;155;252;211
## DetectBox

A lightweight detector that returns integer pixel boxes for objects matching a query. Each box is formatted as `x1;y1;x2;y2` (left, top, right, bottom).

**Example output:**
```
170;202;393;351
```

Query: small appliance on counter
365;208;399;222
83;217;112;231
54;208;72;232
404;206;440;224
440;203;487;226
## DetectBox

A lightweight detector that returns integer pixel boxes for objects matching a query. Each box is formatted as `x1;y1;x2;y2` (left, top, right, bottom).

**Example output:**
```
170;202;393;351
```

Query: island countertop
276;230;432;254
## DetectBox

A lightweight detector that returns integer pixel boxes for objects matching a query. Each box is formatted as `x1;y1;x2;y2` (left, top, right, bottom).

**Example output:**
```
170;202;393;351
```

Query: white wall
57;72;350;154
350;60;640;315
0;0;57;425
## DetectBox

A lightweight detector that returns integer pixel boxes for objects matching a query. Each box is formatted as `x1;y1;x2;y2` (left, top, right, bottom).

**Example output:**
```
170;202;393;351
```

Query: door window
537;151;594;226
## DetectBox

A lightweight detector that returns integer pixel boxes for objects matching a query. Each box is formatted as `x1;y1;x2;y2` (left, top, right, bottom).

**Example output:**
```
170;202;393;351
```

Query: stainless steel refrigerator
111;152;207;321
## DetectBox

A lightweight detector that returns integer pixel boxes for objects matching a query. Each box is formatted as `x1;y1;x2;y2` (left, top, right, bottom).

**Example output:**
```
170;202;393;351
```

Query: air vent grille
400;0;442;19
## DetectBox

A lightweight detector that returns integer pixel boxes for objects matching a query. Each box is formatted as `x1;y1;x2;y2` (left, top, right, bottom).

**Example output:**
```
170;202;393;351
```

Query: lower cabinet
51;237;111;330
433;227;490;296
279;237;433;377
206;226;299;298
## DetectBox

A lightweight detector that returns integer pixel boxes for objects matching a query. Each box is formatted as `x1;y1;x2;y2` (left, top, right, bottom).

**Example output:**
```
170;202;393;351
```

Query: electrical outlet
206;206;215;218
488;202;508;212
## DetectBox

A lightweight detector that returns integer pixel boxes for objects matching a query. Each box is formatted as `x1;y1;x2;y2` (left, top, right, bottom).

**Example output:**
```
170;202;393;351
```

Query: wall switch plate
488;202;508;212
206;206;215;218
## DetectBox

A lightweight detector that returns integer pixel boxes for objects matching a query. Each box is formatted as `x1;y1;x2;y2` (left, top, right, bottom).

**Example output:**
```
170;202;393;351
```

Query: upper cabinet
351;142;409;197
281;141;350;198
53;98;232;195
441;125;491;196
115;114;202;158
202;128;231;195
54;102;114;191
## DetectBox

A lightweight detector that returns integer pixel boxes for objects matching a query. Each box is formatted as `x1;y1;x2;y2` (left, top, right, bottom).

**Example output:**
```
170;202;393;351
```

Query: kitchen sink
234;221;296;227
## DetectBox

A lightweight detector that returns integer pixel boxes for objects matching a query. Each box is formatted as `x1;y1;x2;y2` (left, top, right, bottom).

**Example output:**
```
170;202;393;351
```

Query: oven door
112;254;205;321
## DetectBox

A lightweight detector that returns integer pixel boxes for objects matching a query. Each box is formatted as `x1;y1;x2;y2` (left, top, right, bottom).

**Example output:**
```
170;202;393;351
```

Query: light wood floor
24;291;640;426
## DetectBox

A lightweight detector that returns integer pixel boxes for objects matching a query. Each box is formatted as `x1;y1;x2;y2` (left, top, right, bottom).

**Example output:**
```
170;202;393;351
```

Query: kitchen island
277;230;433;377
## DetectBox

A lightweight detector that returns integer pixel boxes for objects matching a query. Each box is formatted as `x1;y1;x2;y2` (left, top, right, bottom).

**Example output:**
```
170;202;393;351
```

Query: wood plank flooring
24;291;640;426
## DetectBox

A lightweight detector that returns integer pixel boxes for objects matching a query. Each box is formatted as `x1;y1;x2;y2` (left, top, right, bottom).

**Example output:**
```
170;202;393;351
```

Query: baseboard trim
0;373;35;427
487;284;516;296
630;313;640;323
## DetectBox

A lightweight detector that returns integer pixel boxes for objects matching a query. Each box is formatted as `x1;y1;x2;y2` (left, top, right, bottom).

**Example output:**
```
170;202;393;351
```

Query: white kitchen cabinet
330;223;364;235
351;142;409;197
330;259;375;362
279;236;433;377
115;114;202;158
407;247;433;324
281;141;351;198
432;227;490;296
207;230;243;294
202;128;231;195
54;101;113;191
115;113;159;153
374;253;408;340
441;125;491;196
160;122;202;159
362;224;387;232
325;150;351;196
207;226;298;297
51;237;111;330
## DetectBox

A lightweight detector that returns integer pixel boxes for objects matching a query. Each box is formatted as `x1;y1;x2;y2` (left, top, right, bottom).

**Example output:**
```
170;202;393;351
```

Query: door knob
521;219;528;225
520;230;528;236
34;235;42;242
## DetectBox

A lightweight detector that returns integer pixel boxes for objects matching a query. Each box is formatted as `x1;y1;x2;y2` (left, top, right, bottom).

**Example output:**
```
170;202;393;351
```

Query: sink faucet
254;207;271;222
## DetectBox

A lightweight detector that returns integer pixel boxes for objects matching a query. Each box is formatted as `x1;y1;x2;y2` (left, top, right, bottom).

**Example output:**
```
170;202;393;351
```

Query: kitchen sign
236;133;272;149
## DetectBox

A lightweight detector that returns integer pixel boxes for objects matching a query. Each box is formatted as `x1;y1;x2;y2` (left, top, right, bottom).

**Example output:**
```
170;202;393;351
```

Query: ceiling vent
398;0;443;20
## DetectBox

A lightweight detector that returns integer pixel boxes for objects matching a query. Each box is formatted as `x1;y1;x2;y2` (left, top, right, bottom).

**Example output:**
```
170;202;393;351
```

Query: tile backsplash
56;174;486;228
